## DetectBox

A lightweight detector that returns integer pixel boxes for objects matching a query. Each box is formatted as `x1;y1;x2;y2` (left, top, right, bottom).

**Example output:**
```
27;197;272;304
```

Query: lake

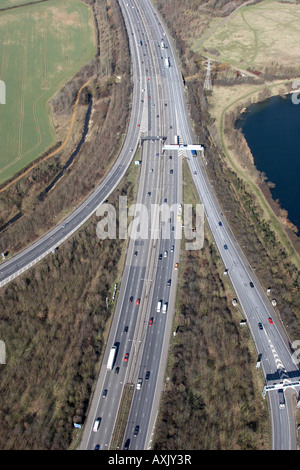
236;94;300;234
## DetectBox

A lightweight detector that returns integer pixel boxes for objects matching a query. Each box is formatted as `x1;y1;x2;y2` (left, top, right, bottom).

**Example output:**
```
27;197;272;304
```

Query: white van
157;301;162;313
162;303;167;314
93;418;101;432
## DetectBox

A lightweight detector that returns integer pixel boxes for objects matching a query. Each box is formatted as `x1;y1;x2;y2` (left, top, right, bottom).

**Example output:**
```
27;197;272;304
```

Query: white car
93;418;101;432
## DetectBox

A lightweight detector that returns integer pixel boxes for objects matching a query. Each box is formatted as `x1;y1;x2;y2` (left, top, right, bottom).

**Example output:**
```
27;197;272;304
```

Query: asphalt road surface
1;0;299;451
81;0;300;450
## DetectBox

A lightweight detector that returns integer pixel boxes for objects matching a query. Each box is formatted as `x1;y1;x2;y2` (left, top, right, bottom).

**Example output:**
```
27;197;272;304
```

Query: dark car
94;445;100;450
159;253;162;260
129;296;133;303
218;221;222;226
224;244;228;250
115;367;120;374
258;322;263;330
124;438;130;450
249;282;254;288
145;371;150;380
167;279;171;287
134;425;140;437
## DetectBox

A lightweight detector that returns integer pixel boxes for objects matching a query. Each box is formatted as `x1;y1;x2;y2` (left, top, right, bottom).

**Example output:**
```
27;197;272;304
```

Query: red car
268;317;273;325
136;298;140;306
124;353;129;362
148;318;153;326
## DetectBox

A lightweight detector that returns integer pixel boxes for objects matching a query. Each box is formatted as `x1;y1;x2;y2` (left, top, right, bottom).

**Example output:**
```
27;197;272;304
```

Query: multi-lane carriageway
80;0;185;450
81;0;300;450
0;0;299;450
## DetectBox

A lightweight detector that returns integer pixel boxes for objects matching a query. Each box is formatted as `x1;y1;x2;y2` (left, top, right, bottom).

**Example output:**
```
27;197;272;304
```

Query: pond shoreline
236;92;300;240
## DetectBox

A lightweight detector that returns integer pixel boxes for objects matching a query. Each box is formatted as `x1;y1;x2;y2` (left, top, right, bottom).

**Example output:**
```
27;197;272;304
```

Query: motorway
1;0;299;451
80;0;300;451
80;0;184;451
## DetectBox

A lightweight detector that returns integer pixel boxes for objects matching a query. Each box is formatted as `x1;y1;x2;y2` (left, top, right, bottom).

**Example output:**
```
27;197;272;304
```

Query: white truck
157;301;162;313
165;57;170;68
162;303;168;314
107;345;117;370
136;378;143;390
256;353;262;368
93;417;101;432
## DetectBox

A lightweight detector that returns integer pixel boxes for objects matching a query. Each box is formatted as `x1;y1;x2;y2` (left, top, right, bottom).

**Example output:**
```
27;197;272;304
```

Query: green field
0;0;96;184
195;0;300;69
0;0;44;9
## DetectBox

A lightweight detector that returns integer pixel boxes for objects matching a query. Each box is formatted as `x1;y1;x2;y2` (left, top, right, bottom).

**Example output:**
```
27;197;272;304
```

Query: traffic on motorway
0;0;299;451
81;0;300;451
79;0;189;451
